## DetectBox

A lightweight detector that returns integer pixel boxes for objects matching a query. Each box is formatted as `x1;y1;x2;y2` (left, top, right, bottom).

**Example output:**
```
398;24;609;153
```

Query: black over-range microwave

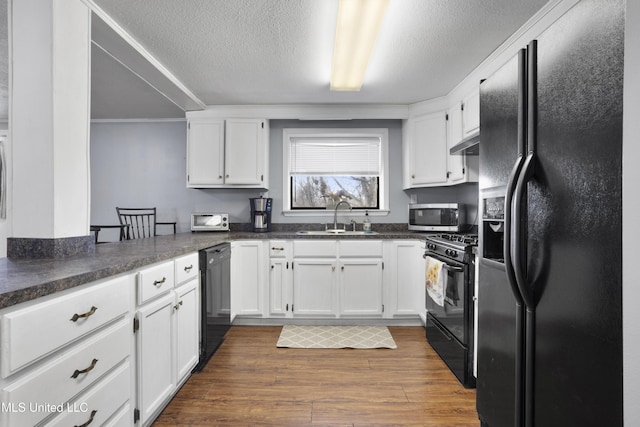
408;203;466;232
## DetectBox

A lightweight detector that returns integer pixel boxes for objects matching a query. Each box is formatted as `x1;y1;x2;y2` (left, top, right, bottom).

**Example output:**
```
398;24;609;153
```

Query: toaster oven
191;213;229;231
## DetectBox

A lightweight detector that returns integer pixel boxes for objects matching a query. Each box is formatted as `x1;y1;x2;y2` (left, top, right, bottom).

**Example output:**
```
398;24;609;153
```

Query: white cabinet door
407;112;448;187
447;104;467;184
225;119;267;185
230;241;264;317
269;258;292;317
338;259;383;316
187;120;225;187
186;118;269;188
137;293;175;425
175;280;199;382
292;259;337;317
385;241;425;318
462;89;480;138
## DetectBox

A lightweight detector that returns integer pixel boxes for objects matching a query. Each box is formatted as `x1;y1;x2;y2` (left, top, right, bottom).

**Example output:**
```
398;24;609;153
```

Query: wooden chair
116;207;177;239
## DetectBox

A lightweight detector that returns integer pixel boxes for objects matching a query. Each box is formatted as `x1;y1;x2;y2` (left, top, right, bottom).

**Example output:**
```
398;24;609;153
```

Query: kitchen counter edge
0;231;428;310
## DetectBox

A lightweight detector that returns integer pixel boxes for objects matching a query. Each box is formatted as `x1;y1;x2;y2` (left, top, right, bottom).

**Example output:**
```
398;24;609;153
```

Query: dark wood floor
153;326;479;426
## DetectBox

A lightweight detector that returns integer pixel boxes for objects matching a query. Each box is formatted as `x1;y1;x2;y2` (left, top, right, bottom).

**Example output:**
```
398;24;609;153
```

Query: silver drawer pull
184;265;193;272
153;277;167;286
75;409;97;427
70;306;97;322
271;247;284;251
71;358;98;379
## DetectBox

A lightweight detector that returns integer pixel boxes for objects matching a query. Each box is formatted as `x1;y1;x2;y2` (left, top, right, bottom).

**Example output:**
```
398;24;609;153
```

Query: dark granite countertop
0;230;429;310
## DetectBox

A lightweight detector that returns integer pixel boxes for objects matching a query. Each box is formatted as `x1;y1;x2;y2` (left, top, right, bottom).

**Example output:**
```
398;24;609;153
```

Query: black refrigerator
476;1;623;426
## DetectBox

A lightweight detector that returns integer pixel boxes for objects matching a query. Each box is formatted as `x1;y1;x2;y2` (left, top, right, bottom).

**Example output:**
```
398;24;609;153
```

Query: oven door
424;251;468;344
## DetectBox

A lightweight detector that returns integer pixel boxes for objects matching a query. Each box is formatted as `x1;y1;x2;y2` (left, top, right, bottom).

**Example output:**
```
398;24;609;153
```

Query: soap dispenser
363;210;372;233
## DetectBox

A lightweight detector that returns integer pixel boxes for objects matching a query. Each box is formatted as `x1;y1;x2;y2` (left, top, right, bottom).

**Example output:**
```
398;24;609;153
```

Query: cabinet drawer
175;253;199;285
103;403;131;427
293;240;337;257
1;320;130;427
339;240;383;257
138;260;175;304
269;240;289;258
43;360;130;427
0;275;130;378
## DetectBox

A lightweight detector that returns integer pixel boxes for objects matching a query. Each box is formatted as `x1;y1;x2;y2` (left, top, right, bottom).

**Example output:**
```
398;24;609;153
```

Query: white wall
623;0;640;422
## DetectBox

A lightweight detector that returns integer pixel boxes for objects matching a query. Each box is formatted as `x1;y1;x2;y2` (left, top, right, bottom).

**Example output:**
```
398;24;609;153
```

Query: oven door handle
423;251;464;273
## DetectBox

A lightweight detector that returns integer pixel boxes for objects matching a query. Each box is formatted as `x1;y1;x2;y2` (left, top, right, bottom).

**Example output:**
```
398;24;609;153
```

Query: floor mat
276;325;397;349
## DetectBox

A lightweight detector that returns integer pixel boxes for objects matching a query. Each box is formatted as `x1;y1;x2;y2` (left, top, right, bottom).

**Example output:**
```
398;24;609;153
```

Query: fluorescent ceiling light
330;0;390;91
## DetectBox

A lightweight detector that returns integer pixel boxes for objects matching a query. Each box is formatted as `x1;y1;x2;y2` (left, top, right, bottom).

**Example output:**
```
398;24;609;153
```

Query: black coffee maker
249;197;272;232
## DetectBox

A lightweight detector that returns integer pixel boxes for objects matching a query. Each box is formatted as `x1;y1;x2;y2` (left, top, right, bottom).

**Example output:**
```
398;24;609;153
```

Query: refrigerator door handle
512;152;535;310
504;154;525;305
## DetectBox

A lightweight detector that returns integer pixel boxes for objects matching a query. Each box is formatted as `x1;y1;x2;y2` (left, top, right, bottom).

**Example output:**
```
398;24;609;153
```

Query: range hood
450;130;480;155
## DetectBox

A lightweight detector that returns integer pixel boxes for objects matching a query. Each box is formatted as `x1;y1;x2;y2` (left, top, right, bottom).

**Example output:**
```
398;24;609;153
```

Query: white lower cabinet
383;240;425;318
292;259;337;317
175;281;199;381
338;240;384;317
268;240;387;319
0;253;200;427
0;275;134;427
135;255;200;426
231;240;265;318
338;259;383;316
269;240;293;317
137;292;175;424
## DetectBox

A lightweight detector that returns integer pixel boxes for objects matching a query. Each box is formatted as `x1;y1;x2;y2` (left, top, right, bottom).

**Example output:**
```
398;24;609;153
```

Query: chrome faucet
333;200;352;230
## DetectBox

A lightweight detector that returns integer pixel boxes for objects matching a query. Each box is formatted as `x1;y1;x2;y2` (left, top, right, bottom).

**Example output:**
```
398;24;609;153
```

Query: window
283;128;389;214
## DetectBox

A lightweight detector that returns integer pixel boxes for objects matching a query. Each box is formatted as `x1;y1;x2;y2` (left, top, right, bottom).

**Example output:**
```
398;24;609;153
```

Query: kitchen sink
295;230;379;236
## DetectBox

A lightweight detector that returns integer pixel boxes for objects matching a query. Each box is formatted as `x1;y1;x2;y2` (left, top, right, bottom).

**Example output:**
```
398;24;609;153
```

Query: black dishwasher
195;242;231;371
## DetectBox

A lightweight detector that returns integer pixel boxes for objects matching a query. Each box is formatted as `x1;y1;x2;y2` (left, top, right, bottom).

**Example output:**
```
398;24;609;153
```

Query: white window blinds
289;137;381;176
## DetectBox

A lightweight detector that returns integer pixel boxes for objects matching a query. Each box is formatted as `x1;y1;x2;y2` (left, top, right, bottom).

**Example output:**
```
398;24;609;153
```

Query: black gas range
423;232;477;388
424;233;478;261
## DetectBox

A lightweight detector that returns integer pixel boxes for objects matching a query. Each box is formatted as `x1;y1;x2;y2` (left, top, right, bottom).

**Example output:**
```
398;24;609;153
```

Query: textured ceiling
90;0;549;117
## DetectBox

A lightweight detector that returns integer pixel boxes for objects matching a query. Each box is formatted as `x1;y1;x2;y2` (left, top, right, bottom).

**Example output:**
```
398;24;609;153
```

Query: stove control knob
445;249;458;258
428;243;437;251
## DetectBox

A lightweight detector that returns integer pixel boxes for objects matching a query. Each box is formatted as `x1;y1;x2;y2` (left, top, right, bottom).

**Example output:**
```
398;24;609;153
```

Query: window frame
282;128;390;216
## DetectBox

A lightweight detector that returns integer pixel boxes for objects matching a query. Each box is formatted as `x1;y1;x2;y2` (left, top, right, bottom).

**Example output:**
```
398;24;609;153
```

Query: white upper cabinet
186;119;225;186
186;118;269;188
225;119;268;185
461;89;480;138
403;111;448;188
